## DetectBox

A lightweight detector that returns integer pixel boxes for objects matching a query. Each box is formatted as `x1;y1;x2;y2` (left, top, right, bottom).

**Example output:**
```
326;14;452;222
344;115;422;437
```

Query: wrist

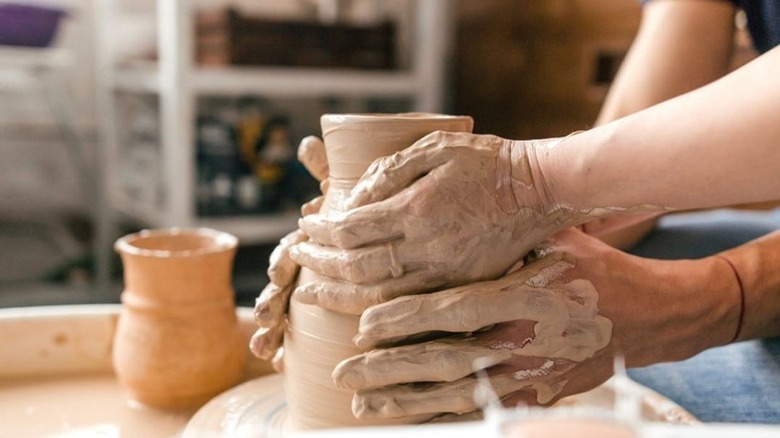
631;257;737;365
509;133;603;227
504;137;573;218
673;256;741;357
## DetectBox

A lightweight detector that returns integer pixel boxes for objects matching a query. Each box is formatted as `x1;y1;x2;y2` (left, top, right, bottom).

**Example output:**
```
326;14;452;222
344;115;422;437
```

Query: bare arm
548;43;780;213
597;0;736;125
586;0;736;248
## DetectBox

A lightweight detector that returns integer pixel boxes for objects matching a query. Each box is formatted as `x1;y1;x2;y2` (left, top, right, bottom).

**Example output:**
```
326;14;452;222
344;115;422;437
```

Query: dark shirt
731;0;780;53
643;0;780;54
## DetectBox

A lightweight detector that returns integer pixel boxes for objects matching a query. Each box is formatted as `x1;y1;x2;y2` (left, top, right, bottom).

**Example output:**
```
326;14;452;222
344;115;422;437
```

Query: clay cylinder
113;228;246;409
285;113;474;429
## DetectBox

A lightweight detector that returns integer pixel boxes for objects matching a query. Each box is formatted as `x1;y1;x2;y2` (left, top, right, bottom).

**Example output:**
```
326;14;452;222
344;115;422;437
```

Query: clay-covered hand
291;132;582;315
250;136;329;365
331;229;740;419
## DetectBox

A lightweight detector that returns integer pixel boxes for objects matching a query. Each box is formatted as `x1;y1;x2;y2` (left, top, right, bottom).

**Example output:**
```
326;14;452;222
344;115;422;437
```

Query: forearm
596;0;735;126
717;230;780;341
549;45;780;213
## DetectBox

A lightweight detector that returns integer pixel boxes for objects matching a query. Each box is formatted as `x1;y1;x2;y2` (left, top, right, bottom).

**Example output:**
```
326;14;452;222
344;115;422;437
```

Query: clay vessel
113;227;246;409
285;113;474;429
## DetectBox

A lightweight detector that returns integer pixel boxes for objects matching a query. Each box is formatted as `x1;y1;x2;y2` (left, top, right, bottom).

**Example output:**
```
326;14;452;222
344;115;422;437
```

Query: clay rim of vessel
321;112;473;125
114;227;238;258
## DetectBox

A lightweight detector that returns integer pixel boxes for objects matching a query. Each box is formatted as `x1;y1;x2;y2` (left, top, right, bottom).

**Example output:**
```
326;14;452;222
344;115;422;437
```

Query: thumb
298;136;329;182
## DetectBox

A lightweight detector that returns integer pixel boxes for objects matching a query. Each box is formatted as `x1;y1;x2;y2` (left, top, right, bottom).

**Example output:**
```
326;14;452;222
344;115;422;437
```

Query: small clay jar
284;113;474;429
113;228;246;409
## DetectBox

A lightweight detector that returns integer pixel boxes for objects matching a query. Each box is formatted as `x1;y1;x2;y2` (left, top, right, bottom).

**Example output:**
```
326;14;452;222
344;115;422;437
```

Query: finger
301;195;324;217
254;282;293;327
249;321;285;361
298;201;404;249
355;256;571;348
267;230;307;286
354;283;521;349
352;373;527;419
333;338;514;390
297;136;328;181
489;358;575;405
290;240;404;284
345;131;469;209
271;347;285;373
293;268;437;315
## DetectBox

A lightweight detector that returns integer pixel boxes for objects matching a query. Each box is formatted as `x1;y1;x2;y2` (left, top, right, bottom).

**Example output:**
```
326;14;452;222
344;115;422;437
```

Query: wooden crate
196;8;396;70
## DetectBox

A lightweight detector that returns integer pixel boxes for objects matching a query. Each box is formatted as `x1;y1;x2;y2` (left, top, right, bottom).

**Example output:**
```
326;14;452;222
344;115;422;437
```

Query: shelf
113;64;420;97
94;0;451;288
110;192;298;244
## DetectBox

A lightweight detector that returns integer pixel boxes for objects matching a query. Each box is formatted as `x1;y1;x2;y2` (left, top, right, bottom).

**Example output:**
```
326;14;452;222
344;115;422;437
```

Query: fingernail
249;329;272;360
254;304;271;323
333;365;365;390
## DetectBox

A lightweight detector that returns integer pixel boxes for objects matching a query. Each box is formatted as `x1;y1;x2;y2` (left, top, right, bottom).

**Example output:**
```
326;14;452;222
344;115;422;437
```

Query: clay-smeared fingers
267;230;307;286
292;269;436;315
351;373;530;419
290;240;405;285
297;135;329;182
254;282;293;327
345;131;475;209
298;201;404;249
271;347;285;373
426;410;484;424
250;321;286;361
300;194;324;217
354;256;571;349
333;338;514;390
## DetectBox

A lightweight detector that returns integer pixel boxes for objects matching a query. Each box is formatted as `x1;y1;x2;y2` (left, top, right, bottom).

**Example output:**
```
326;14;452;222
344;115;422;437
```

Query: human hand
331;229;739;419
249;136;329;367
291;132;584;315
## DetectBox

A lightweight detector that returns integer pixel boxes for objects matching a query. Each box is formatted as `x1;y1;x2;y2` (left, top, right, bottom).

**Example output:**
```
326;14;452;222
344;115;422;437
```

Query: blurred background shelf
113;63;423;97
92;0;454;294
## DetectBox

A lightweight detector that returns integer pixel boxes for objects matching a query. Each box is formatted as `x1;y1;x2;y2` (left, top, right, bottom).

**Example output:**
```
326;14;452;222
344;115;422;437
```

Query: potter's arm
596;0;735;125
717;230;780;342
547;43;780;214
583;0;736;248
292;30;780;315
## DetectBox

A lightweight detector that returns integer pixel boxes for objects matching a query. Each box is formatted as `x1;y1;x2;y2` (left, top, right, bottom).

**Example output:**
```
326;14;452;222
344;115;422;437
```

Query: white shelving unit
93;0;453;283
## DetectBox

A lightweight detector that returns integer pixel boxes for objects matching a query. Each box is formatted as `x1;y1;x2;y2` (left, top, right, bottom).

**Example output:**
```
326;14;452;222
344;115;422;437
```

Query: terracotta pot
284;113;474;429
113;228;246;409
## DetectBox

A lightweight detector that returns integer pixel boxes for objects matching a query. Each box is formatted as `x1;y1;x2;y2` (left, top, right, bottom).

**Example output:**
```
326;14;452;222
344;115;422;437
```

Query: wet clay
291;134;599;316
284;114;474;429
331;253;613;418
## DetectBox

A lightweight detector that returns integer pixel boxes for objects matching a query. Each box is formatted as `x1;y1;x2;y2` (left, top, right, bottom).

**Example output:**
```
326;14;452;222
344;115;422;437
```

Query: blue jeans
626;209;780;423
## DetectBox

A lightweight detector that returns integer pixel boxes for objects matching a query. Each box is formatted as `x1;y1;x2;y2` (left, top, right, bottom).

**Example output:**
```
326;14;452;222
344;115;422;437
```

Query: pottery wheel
183;373;287;438
182;374;697;437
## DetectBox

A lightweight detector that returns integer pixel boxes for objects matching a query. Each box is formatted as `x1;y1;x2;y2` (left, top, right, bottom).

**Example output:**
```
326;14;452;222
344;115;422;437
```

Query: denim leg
625;209;780;423
628;339;780;423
